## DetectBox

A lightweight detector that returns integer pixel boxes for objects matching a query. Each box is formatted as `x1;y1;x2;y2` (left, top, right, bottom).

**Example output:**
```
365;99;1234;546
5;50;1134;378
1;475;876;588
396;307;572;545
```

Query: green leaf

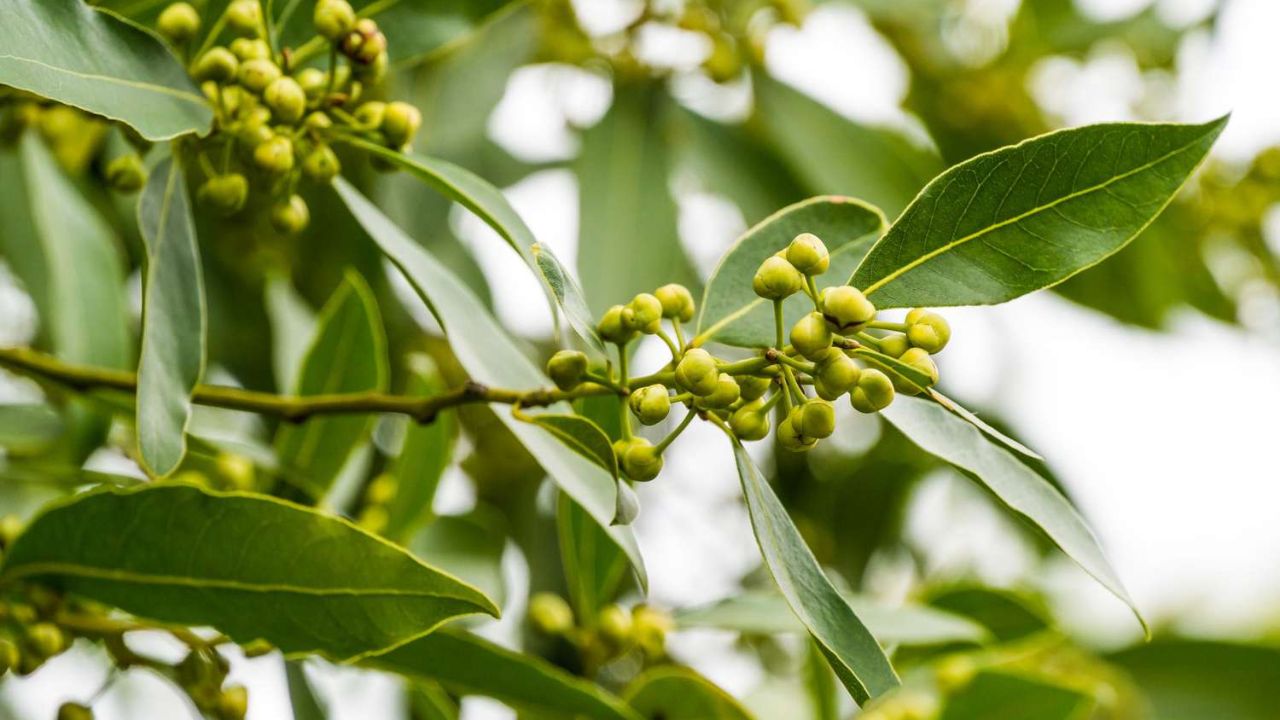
625;667;755;720
0;1;211;140
0;483;498;660
880;396;1144;632
409;512;506;607
675;592;989;647
348;139;604;354
408;682;459;720
381;355;456;543
732;441;899;704
334;179;647;590
925;586;1053;644
1107;640;1280;720
0;404;64;456
850;348;934;392
558;491;629;620
285;661;328;720
694;197;885;348
803;640;840;720
520;412;618;480
934;670;1093;720
135;156;206;478
927;390;1043;461
265;274;317;394
578;82;695;314
366;628;642;720
852;117;1229;308
752;73;941;217
274;272;388;499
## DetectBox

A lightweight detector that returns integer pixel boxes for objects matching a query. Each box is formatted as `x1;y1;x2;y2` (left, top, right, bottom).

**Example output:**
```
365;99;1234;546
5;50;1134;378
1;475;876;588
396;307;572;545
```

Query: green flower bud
215;452;255;491
24;622;67;660
270;194;310;235
729;401;770;441
215;685;248;720
105;154;146;193
878;333;909;358
630;384;671;425
56;703;93;720
546;350;588;391
790;311;833;361
696;372;740;409
304;111;333;131
654;283;695;322
850;368;894;413
353;50;388;85
37;106;80;142
895;347;938;395
703;33;742;83
529;592;574;635
382;101;422;147
295;68;328;100
785;232;829;275
794;399;836;439
0;515;23;549
813;348;860;401
622;438;664;482
631;605;672;659
226;0;262;35
627;293;664;333
158;2;201;45
238;58;281;93
193;48;239;83
738;375;771;401
777;416;817;452
598;604;632;644
753;256;803;300
229;37;270;61
597;304;638;344
674;348;719;396
236;116;273;152
366;472;397;504
821;285;876;333
253;135;294;174
353;101;386;129
313;0;357;40
197;174;248;215
343;19;387;65
356;505;388;533
0;638;19;676
301;144;340;184
906;308;951;354
263;77;306;124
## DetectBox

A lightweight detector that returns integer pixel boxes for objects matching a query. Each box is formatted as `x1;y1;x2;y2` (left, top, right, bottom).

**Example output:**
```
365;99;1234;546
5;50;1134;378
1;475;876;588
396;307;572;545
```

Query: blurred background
3;0;1280;717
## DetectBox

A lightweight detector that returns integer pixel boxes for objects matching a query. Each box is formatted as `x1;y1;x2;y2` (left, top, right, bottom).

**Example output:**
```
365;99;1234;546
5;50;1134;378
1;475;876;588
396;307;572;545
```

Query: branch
0;347;615;424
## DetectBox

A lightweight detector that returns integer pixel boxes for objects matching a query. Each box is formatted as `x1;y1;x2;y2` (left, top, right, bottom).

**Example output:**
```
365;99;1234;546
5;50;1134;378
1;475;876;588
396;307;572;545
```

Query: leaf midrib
0;55;206;105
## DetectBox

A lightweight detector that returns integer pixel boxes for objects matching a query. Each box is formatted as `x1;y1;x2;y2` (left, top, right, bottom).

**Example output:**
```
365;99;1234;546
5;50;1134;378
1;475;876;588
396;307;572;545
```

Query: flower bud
790;311;832;360
353;101;386;129
253;135;294;174
238;58;281;93
624;293;663;333
56;703;93;720
192;47;238;83
356;505;388;533
786;232;829;275
229;37;270;61
622;438;663;482
25;622;67;660
354;50;388;85
382;101;422;147
631;605;673;659
813;348;860;401
654;283;695;322
158;2;201;45
236;111;273;150
216;685;248;720
314;0;357;41
597;305;637;344
630;385;671;425
226;0;262;35
674;348;719;396
696;373;740;409
738;375;771;401
270;195;309;235
878;334;909;358
301;144;340;184
729;402;770;441
0;638;19;676
906;309;951;354
263;77;306;124
365;475;397;507
895;347;938;395
753;256;803;300
850;368;894;413
821;286;876;333
597;604;632;644
105;154;146;193
215;452;255;490
344;19;387;65
777;416;817;452
546;350;588;391
794;400;836;439
304;111;333;130
529;593;574;635
197;174;248;215
294;69;328;100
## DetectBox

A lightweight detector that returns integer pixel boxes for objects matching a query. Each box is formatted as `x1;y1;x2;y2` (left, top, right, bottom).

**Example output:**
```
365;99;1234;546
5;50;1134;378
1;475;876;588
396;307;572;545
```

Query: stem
653;410;696;453
775;353;814;374
782;366;806;406
717;355;771;376
773;299;786;350
617;343;633;440
671;320;686;350
654;329;681;361
193;7;233;61
629;369;675;388
854;331;883;350
804;276;821;309
866;321;908;332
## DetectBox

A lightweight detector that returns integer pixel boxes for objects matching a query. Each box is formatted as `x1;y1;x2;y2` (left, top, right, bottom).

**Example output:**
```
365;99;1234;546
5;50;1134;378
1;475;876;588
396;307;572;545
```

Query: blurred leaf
1107;639;1280;719
382;354;456;543
274;271;388;499
286;662;328;720
694;197;885;348
0;1;211;140
408;682;459;720
752;72;941;217
578;82;694;314
410;511;506;607
0;483;498;660
882;397;1143;632
934;670;1093;720
265;274;317;394
925;586;1053;644
624;667;755;720
852;118;1229;309
0;404;64;456
803;640;840;720
558;491;629;620
732;441;899;704
521;412;618;479
136;156;206;478
367;628;642;720
335;180;647;590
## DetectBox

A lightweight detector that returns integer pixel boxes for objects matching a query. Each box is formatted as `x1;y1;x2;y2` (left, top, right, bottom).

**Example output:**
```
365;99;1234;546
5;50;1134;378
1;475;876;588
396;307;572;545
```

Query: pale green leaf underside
853;117;1228;308
0;404;64;455
0;1;211;140
524;413;619;479
0;484;498;661
136;157;206;478
732;442;899;704
624;667;755;720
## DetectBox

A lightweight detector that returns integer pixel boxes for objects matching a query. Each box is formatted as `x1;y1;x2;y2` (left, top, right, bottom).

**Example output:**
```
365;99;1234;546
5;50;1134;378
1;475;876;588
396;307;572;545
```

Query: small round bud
105;154;146;193
626;293;664;333
215;685;248;720
236;112;273;150
546;350;588;391
654;283;695;322
777;416;817;452
355;50;388;85
703;33;742;83
895;347;938;395
850;368;894;413
529;593;574;635
229;37;270;60
696;373;740;409
270;195;310;235
629;385;671;425
597;305;638;345
674;348;719;396
365;475;396;507
794;400;836;439
263;77;306;124
622;438;664;482
226;0;263;35
158;2;201;45
56;703;93;720
631;605;673;659
786;232;829;275
382;101;422;147
301;144;341;184
25;622;67;660
356;505;389;533
238;58;281;93
729;402;771;441
253;135;294;174
295;68;328;100
197;174;248;215
813;348;860;401
878;334;909;358
790;312;833;360
215;452;255;490
597;604;633;644
193;48;239;83
0;638;20;676
906;309;951;354
738;375;771;402
344;19;387;65
821;286;876;333
314;0;357;40
353;101;386;130
304;111;333;130
753;256;803;300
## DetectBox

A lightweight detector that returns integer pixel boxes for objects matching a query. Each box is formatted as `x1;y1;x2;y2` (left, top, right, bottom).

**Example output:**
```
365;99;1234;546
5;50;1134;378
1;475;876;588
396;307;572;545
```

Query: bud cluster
528;592;673;668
